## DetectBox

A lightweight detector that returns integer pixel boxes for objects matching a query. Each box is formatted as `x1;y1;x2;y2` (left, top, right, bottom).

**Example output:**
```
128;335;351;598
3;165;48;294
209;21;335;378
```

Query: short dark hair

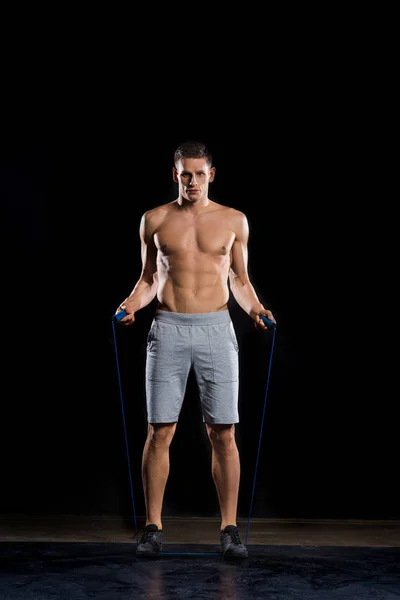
174;140;213;167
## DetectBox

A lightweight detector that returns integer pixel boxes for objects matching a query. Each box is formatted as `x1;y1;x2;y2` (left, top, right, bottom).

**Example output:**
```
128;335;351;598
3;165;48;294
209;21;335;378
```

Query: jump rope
111;310;276;556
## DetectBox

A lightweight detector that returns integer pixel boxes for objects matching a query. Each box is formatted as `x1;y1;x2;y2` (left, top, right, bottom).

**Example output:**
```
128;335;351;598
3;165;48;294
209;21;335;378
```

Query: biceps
141;241;157;282
230;241;248;280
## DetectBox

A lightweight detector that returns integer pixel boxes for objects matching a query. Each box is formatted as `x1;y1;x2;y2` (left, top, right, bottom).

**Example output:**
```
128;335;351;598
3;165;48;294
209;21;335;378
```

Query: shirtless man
115;140;276;559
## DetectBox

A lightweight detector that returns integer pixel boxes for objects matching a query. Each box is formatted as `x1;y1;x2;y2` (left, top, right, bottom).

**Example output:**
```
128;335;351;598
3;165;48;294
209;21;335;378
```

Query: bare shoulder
210;201;247;221
227;206;247;223
140;203;171;241
142;202;171;222
213;203;248;237
141;202;173;229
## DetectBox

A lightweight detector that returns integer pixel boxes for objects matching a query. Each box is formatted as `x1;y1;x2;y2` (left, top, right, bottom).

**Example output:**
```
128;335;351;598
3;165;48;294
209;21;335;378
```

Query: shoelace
226;529;242;545
140;530;158;544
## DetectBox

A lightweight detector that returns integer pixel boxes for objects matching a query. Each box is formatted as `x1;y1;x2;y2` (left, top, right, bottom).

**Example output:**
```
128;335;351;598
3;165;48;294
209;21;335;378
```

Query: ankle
221;523;237;531
146;521;163;530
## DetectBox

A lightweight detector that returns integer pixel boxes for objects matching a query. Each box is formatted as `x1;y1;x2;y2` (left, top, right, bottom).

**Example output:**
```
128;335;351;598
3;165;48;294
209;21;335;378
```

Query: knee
147;423;177;447
207;424;236;450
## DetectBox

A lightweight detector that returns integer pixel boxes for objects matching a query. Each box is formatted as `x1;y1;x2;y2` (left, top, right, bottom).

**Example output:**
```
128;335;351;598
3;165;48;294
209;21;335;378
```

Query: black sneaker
136;524;163;557
220;525;248;559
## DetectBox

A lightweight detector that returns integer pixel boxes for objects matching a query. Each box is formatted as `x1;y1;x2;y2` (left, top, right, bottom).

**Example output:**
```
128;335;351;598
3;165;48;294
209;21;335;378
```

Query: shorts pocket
206;323;239;383
146;320;157;351
146;321;178;382
229;322;239;353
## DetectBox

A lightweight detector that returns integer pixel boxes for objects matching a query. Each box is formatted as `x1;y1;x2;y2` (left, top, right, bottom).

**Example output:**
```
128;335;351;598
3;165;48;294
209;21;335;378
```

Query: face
173;158;215;203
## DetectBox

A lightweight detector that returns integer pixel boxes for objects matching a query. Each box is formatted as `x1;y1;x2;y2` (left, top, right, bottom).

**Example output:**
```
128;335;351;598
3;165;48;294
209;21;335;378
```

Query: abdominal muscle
156;254;230;314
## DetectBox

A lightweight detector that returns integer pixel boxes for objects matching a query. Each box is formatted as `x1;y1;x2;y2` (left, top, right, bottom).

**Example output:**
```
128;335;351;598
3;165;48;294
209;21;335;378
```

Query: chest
154;218;234;256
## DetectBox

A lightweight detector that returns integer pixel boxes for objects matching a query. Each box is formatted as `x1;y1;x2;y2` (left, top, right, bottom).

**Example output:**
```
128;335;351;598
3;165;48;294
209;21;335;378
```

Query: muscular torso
149;201;237;313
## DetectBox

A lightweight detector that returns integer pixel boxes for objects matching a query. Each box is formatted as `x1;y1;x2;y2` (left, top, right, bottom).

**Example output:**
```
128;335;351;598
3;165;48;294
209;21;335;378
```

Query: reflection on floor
1;516;400;599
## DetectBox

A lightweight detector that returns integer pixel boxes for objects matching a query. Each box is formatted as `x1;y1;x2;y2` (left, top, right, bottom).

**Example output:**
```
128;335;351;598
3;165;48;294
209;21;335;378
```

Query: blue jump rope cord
111;319;139;543
245;325;276;546
111;319;275;553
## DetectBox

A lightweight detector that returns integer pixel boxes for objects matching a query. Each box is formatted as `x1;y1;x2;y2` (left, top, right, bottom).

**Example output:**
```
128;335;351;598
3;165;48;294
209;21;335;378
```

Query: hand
254;309;276;332
115;301;136;326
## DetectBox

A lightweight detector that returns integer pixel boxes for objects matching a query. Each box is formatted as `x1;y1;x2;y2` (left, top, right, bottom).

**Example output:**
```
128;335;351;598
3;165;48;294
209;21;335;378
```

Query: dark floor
1;516;400;599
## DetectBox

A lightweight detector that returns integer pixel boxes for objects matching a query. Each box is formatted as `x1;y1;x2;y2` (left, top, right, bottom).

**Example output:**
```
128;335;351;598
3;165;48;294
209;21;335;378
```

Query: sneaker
136;524;163;557
220;525;248;559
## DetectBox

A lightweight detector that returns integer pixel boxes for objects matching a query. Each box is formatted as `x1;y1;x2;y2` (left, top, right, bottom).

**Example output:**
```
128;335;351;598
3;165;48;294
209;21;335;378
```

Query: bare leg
141;422;177;530
206;423;240;530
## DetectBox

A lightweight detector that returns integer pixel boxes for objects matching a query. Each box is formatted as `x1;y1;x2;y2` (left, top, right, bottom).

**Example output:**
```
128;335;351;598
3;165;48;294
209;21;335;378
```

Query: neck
177;195;210;213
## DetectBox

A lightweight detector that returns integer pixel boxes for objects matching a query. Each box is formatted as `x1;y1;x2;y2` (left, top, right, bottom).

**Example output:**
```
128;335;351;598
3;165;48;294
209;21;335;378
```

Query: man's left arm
229;211;276;331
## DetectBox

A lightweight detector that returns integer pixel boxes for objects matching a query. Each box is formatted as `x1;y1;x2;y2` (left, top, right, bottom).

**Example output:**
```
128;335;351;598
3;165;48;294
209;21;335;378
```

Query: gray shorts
145;309;239;424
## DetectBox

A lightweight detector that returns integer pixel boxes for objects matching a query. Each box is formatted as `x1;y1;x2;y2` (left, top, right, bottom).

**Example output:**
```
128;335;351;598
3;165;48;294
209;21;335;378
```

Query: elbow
142;270;158;287
149;273;159;295
229;271;249;289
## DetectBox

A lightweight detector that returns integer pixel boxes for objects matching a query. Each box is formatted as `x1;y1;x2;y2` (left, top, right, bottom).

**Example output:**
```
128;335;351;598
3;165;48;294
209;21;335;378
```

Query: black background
1;48;396;521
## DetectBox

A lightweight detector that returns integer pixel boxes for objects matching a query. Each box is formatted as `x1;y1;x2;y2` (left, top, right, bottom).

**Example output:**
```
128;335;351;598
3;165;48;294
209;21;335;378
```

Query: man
115;140;276;559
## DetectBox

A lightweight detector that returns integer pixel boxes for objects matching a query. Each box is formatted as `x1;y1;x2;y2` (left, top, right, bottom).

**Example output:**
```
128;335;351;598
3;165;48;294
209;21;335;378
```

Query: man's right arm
115;211;158;325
